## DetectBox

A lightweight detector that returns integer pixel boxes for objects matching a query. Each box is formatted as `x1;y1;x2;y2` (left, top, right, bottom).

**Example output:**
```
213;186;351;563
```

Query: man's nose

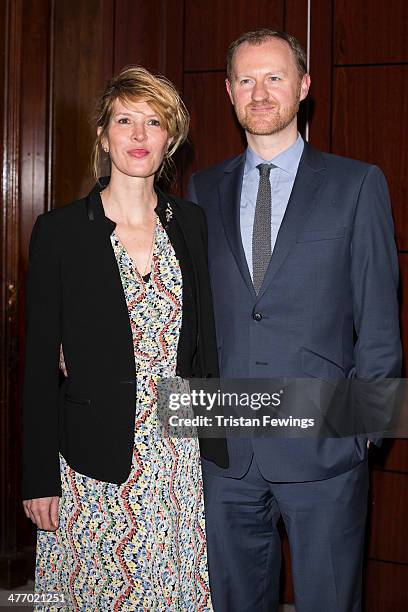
251;80;268;101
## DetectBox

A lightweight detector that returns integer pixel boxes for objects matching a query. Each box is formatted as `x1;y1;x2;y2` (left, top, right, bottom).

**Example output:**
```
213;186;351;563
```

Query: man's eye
269;76;281;82
240;79;252;85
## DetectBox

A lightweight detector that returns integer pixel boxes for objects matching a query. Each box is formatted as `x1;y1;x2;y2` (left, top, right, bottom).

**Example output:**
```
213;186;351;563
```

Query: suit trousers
203;455;368;612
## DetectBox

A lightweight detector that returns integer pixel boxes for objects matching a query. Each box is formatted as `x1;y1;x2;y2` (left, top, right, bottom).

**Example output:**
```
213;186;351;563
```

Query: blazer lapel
85;181;135;373
218;154;256;296
257;144;326;301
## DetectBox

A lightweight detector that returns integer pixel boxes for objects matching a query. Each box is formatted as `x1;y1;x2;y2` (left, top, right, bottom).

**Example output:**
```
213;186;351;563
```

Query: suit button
253;312;262;321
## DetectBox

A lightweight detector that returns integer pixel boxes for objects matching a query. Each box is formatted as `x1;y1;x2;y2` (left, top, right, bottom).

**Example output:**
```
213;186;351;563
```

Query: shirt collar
244;134;304;175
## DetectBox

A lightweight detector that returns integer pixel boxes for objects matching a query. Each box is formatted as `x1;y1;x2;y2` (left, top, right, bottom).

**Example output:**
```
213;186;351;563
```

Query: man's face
226;38;310;136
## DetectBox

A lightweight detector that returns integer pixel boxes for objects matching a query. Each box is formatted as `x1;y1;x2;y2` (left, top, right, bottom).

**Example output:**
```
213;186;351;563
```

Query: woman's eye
148;119;161;126
118;117;130;124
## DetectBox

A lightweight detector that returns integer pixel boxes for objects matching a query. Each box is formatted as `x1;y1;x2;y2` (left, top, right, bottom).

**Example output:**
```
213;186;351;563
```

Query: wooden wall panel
399;253;408;376
113;0;184;90
364;559;408;611
52;0;114;207
0;0;14;577
335;0;408;65
308;0;333;150
114;0;163;73
370;440;408;473
284;0;308;50
19;0;52;260
332;66;408;250
184;0;284;72
183;72;245;182
367;470;408;563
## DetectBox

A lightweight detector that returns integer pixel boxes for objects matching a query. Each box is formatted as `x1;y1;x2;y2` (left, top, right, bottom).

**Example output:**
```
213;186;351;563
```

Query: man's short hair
226;29;307;81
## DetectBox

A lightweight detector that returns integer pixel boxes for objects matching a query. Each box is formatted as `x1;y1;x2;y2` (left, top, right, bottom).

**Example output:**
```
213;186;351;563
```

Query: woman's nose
131;123;146;141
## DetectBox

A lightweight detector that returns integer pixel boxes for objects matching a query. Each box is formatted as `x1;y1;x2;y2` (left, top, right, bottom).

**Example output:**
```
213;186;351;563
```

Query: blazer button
253;312;262;321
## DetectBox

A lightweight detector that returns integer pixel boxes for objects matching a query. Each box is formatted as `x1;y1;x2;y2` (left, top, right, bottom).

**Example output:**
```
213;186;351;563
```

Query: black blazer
22;180;228;500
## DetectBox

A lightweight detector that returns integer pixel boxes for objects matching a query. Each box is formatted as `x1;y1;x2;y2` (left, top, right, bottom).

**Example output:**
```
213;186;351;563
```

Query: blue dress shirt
240;135;304;277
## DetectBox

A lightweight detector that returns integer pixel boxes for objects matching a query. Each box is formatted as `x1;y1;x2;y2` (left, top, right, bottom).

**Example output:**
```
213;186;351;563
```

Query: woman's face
101;98;170;179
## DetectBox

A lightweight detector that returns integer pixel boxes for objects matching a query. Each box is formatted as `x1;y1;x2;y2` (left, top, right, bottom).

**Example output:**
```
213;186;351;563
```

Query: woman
22;66;227;610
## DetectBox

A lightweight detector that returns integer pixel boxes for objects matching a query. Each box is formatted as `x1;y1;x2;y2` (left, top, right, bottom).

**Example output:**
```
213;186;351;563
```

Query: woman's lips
127;148;149;158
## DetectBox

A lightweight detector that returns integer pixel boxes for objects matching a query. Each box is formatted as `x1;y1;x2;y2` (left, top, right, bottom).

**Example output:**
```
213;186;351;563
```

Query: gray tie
252;163;273;293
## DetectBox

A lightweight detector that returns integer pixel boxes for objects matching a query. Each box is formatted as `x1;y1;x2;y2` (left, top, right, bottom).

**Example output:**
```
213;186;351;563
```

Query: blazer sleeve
22;214;63;500
195;204;219;379
350;165;402;379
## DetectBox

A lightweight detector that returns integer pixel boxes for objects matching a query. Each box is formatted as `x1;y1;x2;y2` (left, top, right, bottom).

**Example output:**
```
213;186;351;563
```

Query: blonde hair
92;65;189;184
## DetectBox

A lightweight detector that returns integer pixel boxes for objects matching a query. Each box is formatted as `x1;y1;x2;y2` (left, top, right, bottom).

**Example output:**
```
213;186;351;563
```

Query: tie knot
257;163;273;178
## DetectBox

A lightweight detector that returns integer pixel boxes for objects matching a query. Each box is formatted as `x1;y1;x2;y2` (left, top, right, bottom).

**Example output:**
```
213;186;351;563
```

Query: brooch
165;202;173;224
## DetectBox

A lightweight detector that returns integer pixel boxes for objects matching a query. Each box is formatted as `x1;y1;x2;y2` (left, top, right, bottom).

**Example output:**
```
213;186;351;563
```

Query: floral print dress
35;216;212;611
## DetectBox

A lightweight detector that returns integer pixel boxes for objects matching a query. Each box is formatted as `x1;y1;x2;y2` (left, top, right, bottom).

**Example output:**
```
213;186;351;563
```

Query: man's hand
23;496;60;531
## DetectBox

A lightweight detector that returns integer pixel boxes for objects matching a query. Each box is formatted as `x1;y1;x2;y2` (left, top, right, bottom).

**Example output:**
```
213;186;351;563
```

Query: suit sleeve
22;214;62;499
350;165;402;379
187;173;199;205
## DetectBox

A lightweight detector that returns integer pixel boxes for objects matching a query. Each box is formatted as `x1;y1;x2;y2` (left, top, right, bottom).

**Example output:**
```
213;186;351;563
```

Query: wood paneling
20;0;52;261
114;0;184;91
284;0;308;50
367;470;408;563
114;0;163;74
52;0;114;207
364;559;408;611
370;440;408;473
183;72;245;183
184;0;284;72
399;253;408;376
308;0;333;150
335;0;408;66
332;65;408;250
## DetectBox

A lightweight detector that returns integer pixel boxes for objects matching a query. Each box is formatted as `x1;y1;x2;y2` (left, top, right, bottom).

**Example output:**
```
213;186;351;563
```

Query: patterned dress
35;216;213;611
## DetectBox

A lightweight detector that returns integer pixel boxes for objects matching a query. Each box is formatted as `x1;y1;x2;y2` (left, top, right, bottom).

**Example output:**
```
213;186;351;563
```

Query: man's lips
249;106;276;113
127;148;149;158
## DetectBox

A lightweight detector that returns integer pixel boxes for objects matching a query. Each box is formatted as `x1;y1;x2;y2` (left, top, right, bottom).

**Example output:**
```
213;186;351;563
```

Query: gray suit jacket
188;143;401;481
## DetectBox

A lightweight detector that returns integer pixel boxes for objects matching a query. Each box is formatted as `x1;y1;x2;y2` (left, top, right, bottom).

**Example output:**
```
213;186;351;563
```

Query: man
188;30;401;612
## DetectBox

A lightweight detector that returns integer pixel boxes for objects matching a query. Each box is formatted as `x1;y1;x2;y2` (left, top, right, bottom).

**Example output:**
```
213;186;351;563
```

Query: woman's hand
23;496;60;531
59;345;68;377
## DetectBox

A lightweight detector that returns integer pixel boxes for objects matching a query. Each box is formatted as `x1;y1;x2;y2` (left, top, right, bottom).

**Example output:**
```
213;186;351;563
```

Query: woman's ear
98;128;109;154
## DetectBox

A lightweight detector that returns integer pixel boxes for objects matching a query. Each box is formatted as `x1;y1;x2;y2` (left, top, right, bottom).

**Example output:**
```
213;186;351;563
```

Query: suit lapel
257;144;326;301
218;154;256;296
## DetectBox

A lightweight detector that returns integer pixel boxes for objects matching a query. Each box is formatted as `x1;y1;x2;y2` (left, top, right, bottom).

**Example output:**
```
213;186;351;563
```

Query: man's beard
237;93;301;136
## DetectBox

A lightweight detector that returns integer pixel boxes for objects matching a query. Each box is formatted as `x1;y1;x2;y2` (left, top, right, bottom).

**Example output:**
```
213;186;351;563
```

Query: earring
102;145;109;153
